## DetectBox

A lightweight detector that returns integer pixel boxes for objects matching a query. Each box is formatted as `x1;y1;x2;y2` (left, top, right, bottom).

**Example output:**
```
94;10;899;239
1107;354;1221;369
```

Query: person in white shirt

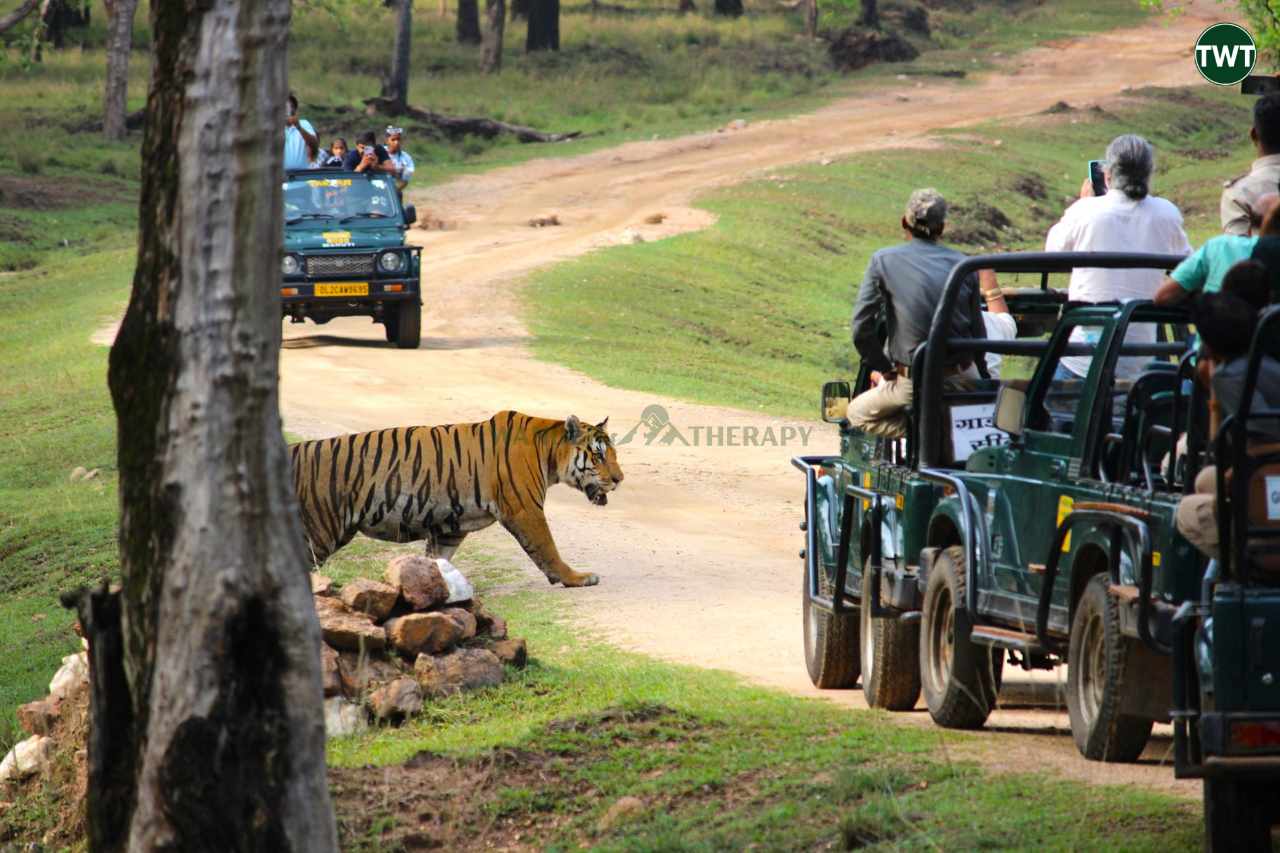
385;126;416;193
283;93;319;172
1044;134;1191;380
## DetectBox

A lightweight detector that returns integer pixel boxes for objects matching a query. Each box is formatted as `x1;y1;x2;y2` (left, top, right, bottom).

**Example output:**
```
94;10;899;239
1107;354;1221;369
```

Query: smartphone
1087;160;1106;197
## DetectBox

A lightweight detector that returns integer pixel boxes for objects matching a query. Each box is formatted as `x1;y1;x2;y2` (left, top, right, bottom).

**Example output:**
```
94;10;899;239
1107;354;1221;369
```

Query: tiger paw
561;572;599;588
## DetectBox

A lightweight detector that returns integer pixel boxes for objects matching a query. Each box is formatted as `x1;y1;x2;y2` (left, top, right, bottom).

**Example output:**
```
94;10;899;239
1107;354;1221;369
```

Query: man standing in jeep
847;188;986;437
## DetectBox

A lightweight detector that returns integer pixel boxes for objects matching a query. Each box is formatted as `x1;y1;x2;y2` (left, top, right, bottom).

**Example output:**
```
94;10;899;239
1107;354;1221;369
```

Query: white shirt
981;311;1017;378
1044;189;1190;377
283;118;316;171
387;149;415;183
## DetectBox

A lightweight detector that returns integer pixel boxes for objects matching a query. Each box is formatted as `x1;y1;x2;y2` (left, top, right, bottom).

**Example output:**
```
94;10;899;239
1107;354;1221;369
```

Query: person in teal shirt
1155;192;1278;306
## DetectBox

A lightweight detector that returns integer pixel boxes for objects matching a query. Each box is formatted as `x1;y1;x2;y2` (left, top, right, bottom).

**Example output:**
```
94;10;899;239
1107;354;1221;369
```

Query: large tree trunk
481;0;504;73
457;0;481;43
804;0;816;37
86;0;339;848
859;0;876;27
383;0;412;113
38;0;87;47
713;0;742;17
525;0;557;51
101;0;139;141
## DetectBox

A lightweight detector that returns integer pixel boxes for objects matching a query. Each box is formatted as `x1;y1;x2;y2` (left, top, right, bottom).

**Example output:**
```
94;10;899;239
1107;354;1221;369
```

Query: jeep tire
387;302;421;349
920;545;1002;729
1066;573;1153;762
860;558;921;710
802;554;860;689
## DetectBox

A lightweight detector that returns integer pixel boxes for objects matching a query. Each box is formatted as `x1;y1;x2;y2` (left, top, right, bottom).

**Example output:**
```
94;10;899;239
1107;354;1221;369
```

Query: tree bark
383;0;412;113
525;0;557;51
510;0;528;20
90;0;339;848
39;0;87;47
481;0;504;73
102;0;139;141
713;0;742;17
859;0;876;28
804;0;816;37
0;0;39;35
457;0;481;43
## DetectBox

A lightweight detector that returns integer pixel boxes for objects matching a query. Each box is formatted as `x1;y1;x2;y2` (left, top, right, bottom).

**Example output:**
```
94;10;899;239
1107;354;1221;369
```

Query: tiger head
560;415;623;506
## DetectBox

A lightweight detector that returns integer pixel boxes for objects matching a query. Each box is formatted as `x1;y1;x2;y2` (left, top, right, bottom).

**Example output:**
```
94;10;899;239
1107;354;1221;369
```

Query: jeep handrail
918;252;1187;467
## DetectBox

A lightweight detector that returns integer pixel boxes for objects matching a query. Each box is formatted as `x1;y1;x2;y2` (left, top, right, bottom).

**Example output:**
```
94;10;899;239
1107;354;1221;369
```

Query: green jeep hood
285;223;405;252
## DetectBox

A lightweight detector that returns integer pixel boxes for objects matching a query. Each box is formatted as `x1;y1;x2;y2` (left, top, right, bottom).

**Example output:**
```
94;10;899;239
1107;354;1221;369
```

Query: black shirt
342;144;390;171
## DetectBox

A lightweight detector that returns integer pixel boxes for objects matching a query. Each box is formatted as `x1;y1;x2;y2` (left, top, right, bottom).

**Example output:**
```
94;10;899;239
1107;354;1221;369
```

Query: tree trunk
525;0;557;51
859;0;876;27
87;0;339;847
0;0;39;35
39;0;87;47
457;0;481;43
384;0;412;112
804;0;816;37
102;0;138;141
481;0;504;73
713;0;742;17
510;0;528;20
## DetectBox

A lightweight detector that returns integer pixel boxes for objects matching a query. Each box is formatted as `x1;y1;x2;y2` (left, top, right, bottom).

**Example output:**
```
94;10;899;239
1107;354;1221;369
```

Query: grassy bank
527;86;1253;417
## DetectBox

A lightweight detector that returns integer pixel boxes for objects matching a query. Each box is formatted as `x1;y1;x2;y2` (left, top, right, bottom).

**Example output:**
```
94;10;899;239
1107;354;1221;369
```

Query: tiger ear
565;415;582;441
596;416;609;431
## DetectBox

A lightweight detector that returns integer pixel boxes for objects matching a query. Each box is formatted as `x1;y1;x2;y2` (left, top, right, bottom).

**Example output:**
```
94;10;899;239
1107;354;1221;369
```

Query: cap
904;188;947;232
385;125;404;137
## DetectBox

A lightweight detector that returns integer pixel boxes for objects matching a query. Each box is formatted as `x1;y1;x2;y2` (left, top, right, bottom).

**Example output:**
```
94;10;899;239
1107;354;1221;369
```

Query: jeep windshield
283;175;399;225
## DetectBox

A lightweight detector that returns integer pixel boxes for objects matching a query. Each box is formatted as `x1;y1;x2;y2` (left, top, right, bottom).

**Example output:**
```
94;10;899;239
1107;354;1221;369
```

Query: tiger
289;410;623;587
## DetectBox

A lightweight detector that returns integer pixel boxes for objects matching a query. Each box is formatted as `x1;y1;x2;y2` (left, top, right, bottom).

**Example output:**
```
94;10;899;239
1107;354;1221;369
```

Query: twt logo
1195;23;1256;86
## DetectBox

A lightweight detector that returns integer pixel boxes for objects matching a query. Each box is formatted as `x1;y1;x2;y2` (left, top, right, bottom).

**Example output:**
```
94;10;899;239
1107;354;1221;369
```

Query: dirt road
279;3;1221;797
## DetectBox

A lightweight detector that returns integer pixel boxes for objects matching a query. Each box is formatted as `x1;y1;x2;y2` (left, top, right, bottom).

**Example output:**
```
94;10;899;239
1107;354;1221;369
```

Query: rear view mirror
403;204;417;225
822;380;852;424
994;384;1026;437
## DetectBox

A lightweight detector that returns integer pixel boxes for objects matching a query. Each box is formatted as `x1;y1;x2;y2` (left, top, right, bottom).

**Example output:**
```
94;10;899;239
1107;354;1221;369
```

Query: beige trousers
846;376;913;439
1176;465;1219;559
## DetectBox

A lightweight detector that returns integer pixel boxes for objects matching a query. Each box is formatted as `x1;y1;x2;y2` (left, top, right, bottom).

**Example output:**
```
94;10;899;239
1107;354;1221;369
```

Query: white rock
0;736;52;782
69;467;87;482
49;652;89;700
323;697;367;739
435;558;475;604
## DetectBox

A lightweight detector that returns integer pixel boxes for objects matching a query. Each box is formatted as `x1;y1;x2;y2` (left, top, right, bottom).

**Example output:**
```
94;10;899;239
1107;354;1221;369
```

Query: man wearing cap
847;188;987;438
1221;93;1280;236
385;126;416;193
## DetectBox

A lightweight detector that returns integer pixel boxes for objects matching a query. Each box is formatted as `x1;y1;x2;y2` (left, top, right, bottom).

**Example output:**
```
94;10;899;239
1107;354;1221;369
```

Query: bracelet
981;287;1004;300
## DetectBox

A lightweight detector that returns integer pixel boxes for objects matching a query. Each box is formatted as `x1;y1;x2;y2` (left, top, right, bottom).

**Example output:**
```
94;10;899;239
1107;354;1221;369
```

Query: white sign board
1267;476;1280;521
950;403;1008;463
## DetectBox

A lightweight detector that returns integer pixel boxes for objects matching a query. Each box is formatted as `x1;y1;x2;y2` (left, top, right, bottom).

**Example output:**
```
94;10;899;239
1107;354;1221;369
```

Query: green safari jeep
795;252;1199;751
281;170;423;348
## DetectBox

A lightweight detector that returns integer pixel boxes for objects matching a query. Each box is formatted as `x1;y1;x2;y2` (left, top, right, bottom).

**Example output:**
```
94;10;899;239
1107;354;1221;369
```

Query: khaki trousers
846;376;913;439
1176;465;1219;559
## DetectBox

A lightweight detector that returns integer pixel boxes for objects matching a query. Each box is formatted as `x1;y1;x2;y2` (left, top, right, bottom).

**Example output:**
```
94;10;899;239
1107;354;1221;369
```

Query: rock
323;697;367;738
366;677;423;722
311;574;335;596
597;795;646;833
0;736;53;782
474;608;507;640
314;596;386;653
621;228;644;245
486;638;528;670
337;650;404;695
69;466;87;482
339;578;399;622
16;697;61;736
385;555;450;611
384;612;464;656
436;558;474;604
441;608;477;641
414;648;504;697
643;212;667;225
49;652;88;700
320;643;343;697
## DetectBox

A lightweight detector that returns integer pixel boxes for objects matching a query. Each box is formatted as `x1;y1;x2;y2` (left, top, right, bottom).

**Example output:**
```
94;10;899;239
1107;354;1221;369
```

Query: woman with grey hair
1045;133;1191;379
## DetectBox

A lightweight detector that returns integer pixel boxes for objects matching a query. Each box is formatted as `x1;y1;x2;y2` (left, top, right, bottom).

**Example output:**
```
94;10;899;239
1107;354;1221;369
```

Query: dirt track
277;3;1223;798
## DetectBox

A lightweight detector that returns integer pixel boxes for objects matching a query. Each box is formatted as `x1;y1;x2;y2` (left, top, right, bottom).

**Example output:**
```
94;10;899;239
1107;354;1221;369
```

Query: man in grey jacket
847;188;987;438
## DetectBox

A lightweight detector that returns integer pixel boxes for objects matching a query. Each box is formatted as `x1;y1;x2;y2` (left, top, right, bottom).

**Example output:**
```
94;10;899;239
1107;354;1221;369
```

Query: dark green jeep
795;252;1199;749
281;170;422;348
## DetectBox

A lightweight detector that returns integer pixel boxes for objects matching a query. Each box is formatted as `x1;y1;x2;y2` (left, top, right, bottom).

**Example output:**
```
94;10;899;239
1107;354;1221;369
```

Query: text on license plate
314;282;369;297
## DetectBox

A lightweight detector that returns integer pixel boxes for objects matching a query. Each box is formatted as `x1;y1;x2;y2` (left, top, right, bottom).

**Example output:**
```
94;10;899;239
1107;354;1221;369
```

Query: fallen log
0;0;39;34
363;96;580;143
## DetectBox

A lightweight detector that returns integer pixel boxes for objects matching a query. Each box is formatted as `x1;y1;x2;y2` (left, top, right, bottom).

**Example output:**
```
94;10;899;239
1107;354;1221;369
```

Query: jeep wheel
1204;778;1277;851
802;554;860;689
1066;573;1153;762
394;302;421;349
383;305;399;342
920;546;1002;729
860;558;921;710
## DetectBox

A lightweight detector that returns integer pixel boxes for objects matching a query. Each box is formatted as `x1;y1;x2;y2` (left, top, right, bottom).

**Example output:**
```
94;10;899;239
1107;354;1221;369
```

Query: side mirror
403;204;417;225
822;380;852;424
994;384;1026;437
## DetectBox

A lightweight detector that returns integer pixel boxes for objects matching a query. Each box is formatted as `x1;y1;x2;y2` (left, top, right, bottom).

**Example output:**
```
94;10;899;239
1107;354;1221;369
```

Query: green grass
527;86;1254;417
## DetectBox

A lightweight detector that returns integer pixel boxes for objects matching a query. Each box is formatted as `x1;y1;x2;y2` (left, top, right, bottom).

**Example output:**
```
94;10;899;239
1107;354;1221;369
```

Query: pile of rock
316;554;527;737
1;644;89;785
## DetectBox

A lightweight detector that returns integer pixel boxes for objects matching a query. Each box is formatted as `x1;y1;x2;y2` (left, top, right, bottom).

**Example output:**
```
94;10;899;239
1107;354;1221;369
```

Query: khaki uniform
1220;154;1280;235
847;376;913;438
1176;466;1219;559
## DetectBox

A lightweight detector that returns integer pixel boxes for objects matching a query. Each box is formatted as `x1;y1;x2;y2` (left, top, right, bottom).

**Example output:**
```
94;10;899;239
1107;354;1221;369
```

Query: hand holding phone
1087;160;1107;197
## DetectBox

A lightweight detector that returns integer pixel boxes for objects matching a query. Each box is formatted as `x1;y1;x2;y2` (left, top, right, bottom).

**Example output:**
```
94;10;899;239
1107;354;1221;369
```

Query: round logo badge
1195;23;1257;86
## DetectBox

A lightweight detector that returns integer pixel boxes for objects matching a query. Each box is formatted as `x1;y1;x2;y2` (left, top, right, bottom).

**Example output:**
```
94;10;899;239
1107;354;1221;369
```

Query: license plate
314;282;368;297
